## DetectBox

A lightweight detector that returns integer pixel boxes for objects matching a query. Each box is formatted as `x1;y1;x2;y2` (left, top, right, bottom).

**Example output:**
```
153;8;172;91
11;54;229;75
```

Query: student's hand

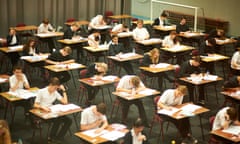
165;106;172;111
94;128;102;134
16;74;24;82
41;106;51;112
59;85;66;91
138;135;146;141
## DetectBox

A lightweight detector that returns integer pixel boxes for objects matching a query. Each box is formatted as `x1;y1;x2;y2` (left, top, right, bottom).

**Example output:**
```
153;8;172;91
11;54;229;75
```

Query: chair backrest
66;18;76;23
191;49;199;56
79;69;88;79
104;11;114;17
209;116;215;130
154;96;160;105
16;23;26;27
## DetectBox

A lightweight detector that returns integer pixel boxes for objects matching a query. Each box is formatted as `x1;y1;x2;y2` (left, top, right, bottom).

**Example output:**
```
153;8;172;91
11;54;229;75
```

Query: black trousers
49;116;72;139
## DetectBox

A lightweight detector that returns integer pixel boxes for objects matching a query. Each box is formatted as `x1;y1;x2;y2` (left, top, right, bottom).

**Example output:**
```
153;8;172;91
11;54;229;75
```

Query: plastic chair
104;11;119;24
77;69;88;104
66;18;76;23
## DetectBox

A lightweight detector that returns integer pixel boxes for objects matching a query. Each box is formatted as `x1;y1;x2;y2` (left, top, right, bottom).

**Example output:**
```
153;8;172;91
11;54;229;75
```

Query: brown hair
131;76;141;88
192;56;201;63
137;19;143;25
63;46;72;55
149;48;160;64
177;85;187;95
49;77;60;86
96;103;107;115
23;38;36;54
42;18;49;24
133;118;144;128
227;107;237;121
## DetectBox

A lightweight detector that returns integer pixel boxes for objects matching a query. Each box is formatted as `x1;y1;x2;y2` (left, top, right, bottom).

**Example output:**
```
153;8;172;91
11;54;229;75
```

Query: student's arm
59;85;68;104
80;119;103;131
95;118;108;133
60;59;75;64
116;87;132;93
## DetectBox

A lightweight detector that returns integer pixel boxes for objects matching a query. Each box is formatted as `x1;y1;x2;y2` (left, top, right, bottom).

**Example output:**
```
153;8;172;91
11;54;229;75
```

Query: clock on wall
137;0;148;3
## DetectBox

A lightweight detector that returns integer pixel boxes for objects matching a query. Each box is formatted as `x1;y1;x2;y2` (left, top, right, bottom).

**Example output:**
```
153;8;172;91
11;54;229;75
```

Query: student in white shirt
162;31;179;48
88;32;101;47
212;107;239;130
124;118;149;144
157;85;191;138
132;19;150;41
37;18;54;33
80;103;108;133
111;24;129;33
33;77;71;142
88;15;106;30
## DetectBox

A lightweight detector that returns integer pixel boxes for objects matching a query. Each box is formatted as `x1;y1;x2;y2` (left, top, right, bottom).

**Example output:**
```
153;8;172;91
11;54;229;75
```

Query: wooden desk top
221;87;240;101
179;75;223;85
112;32;133;38
211;129;240;143
153;25;176;31
113;88;160;100
132;20;153;25
216;38;237;45
58;38;88;45
139;63;175;74
108;14;132;19
0;87;39;102
83;45;109;52
21;54;49;63
108;53;143;62
159;103;209;119
75;125;128;144
35;32;64;38
30;104;82;120
0;45;23;53
160;45;195;53
11;25;38;31
79;76;119;87
201;54;229;63
64;20;89;26
178;32;206;38
136;38;162;46
0;74;9;84
44;63;85;72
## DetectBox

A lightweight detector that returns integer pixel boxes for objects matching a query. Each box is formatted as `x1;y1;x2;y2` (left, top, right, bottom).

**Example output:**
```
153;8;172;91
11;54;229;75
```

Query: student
162;31;179;48
176;17;190;34
46;46;75;84
108;35;134;75
208;28;225;39
22;38;39;56
9;66;31;115
111;24;129;33
132;19;150;41
212;107;239;130
141;48;173;90
223;76;240;88
116;75;149;126
0;120;12;144
152;12;168;26
88;15;106;31
6;28;21;68
63;23;80;39
37;18;54;33
178;56;204;103
33;77;72;142
88;32;101;47
85;62;108;105
231;49;240;75
80;102;108;132
123;118;149;144
157;85;190;138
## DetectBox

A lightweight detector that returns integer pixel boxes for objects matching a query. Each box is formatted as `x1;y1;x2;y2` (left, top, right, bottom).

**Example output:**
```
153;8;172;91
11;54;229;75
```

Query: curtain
0;0;131;37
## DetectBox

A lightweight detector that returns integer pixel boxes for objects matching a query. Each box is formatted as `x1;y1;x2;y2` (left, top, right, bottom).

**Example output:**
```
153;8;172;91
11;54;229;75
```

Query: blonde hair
131;76;141;88
137;19;143;24
96;62;108;74
177;85;187;95
63;46;72;54
148;48;160;64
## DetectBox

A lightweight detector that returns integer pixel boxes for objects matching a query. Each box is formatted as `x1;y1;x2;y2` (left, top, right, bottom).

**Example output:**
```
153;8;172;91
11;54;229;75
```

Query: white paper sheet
154;63;170;68
49;104;80;113
158;107;180;116
82;129;108;138
0;78;7;83
100;130;125;141
138;89;156;95
222;125;240;135
101;75;117;81
118;53;136;59
8;89;38;99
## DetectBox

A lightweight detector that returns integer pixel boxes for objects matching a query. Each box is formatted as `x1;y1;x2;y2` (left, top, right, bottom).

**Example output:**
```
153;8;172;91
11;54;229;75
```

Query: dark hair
161;12;167;17
13;65;23;71
133;118;144;128
192;56;201;63
49;77;60;86
42;18;49;24
23;38;36;54
227;107;237;121
207;38;216;47
111;35;118;39
96;103;107;115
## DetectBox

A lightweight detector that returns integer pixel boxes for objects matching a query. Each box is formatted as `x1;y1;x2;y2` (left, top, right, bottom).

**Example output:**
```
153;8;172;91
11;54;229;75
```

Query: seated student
80;102;108;132
108;35;134;75
152;12;168;26
176;17;190;34
212;107;239;130
141;48;173;90
88;31;101;47
0;120;12;144
111;24;129;33
208;28;226;40
199;38;217;74
223;76;240;88
9;65;31;115
85;62;108;105
6;28;21;68
178;56;205;103
22;38;39;56
88;15;106;31
157;85;190;138
45;46;75;84
132;19;150;41
37;18;55;52
123;118;149;144
33;77;72;142
116;75;149;126
231;49;240;75
63;23;80;39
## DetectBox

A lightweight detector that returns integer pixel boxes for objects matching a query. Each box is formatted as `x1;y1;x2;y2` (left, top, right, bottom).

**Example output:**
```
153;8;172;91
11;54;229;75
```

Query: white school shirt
9;74;29;90
132;27;149;41
158;89;183;106
131;129;143;144
38;23;54;33
117;75;145;90
231;51;240;70
212;107;230;130
10;35;17;45
162;35;175;48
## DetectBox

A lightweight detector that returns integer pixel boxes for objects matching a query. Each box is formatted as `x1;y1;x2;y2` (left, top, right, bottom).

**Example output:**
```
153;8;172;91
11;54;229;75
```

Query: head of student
9;28;16;35
95;102;107;116
137;19;144;28
26;38;36;47
180;17;187;25
191;56;201;67
71;23;80;32
149;48;160;64
42;18;50;26
95;62;108;75
48;77;61;92
169;31;177;39
13;65;23;77
160;12;167;19
226;107;238;121
61;46;72;56
111;35;118;43
130;76;141;88
175;85;187;97
132;118;145;134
